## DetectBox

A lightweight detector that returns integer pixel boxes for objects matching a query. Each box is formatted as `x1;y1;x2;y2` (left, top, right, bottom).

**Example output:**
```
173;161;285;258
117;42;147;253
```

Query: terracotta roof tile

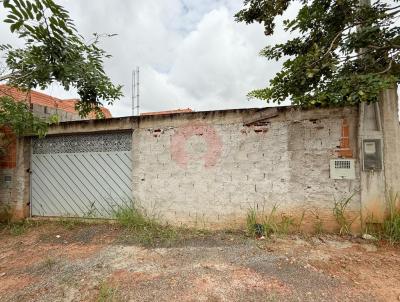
0;85;112;118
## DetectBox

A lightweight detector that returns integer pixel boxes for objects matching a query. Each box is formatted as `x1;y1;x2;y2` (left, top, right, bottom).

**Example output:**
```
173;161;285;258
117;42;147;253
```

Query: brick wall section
0;127;17;169
0;127;17;220
336;118;353;158
132;106;360;230
0;137;30;221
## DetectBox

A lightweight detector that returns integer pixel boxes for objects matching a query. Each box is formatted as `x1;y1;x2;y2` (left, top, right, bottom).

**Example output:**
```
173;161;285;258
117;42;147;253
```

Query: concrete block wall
31;104;82;121
133;107;360;230
2;105;363;231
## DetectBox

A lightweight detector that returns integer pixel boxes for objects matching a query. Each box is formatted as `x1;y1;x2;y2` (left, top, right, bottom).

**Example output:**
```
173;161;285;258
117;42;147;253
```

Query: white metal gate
31;132;132;218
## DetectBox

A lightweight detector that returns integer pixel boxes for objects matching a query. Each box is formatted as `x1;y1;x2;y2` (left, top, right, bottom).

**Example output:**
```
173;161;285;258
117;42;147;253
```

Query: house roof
0;85;112;118
140;108;193;116
60;98;112;119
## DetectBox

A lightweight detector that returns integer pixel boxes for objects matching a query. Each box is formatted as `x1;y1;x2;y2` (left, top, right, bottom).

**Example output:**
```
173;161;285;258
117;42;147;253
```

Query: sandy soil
0;223;399;302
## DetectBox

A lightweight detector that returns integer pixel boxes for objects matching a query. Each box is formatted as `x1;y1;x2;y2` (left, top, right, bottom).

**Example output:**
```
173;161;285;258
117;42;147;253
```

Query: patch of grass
333;194;357;235
114;206;153;230
0;205;12;224
43;257;58;270
383;192;400;244
263;204;280;236
97;282;118;302
246;208;258;237
9;222;27;236
310;209;324;235
363;212;382;239
1;220;41;236
114;205;184;247
294;210;306;234
363;193;400;244
31;256;59;274
57;218;87;230
114;205;231;247
279;213;295;235
246;204;305;238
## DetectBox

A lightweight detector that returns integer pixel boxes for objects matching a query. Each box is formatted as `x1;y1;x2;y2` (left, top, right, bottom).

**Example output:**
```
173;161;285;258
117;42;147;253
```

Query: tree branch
383;5;400;11
0;73;13;81
310;26;353;67
373;59;393;75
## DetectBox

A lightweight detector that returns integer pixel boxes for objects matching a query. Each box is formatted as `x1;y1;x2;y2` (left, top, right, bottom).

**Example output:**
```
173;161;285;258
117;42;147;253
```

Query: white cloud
0;0;296;117
168;7;275;110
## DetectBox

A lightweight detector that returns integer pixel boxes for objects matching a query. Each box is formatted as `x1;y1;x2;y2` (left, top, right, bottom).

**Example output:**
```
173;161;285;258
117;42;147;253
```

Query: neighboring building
0;85;112;121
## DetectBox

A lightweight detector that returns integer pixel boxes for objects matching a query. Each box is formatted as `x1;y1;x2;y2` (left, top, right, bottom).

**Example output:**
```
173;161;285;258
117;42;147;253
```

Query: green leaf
1;0;122;122
235;0;400;107
4;18;16;23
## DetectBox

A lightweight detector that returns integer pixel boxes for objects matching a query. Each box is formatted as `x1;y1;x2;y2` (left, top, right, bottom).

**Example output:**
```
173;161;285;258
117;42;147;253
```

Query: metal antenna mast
136;67;140;116
131;67;140;116
131;70;136;116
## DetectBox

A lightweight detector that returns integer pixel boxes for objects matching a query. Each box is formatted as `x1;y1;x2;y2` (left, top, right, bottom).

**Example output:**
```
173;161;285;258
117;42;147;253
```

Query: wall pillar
359;102;385;224
380;88;400;195
359;87;400;224
13;137;31;220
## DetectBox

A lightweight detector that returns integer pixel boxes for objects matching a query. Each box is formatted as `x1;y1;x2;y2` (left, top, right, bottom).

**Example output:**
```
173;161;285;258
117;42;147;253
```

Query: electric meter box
330;159;356;180
362;139;382;171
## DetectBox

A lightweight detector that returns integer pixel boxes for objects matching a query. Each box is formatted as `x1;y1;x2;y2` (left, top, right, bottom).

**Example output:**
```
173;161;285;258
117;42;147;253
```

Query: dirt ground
0;222;399;302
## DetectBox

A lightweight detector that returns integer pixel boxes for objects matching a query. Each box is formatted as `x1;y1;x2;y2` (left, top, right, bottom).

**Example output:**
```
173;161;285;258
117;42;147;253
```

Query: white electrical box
330;159;356;180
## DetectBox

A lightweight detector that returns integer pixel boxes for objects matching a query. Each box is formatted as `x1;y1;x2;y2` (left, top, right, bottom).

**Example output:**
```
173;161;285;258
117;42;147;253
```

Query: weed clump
114;206;153;230
9;222;27;236
97;281;118;302
333;194;357;235
246;204;304;238
114;205;179;247
310;209;324;234
383;192;400;243
0;219;41;236
363;192;400;244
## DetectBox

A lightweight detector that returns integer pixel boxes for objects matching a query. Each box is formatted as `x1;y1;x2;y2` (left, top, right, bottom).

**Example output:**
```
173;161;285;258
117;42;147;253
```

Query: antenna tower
131;67;140;116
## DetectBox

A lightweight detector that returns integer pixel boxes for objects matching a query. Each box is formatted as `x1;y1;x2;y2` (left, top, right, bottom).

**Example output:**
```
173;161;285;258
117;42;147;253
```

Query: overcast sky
0;0;299;116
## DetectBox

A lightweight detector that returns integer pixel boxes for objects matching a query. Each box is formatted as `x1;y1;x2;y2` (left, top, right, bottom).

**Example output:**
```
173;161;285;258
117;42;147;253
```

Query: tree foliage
236;0;400;107
0;0;122;118
0;96;57;137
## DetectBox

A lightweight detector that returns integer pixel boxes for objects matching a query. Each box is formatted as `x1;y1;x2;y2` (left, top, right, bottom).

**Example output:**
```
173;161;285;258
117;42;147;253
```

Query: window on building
44;106;48;114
